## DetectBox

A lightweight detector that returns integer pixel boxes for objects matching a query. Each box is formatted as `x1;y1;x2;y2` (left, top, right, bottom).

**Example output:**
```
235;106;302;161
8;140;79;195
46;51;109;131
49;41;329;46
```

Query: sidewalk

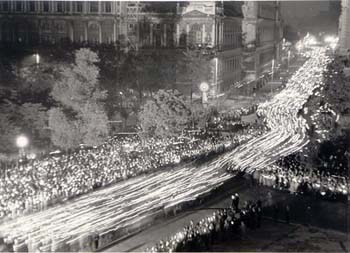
102;176;348;252
212;219;348;252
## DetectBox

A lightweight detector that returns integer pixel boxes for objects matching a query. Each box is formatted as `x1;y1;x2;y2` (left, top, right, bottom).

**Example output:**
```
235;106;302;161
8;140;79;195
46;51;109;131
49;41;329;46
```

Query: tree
80;102;110;145
51;48;107;112
18;64;57;96
17;103;49;141
48;107;84;149
176;48;213;102
191;104;216;129
115;89;139;130
0;108;21;154
119;50;178;99
324;59;350;115
49;48;109;149
139;89;191;137
0;100;49;154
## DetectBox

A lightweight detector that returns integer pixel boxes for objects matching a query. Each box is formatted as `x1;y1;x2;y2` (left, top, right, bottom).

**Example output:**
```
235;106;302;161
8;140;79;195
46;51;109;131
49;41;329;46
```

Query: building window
1;1;9;12
76;2;83;12
43;1;49;12
57;1;63;12
104;1;111;13
15;1;22;12
90;2;98;13
28;1;35;12
65;1;70;12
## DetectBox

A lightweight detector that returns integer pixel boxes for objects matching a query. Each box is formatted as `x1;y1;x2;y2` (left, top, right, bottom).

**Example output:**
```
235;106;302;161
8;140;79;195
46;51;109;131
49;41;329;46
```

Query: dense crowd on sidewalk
208;105;259;132
254;161;349;200
0;123;262;219
145;195;262;253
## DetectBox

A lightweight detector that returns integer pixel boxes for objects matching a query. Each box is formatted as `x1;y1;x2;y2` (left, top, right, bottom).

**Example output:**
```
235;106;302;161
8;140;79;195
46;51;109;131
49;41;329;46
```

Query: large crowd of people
208;105;259;132
145;196;262;253
254;160;348;200
0;122;262;220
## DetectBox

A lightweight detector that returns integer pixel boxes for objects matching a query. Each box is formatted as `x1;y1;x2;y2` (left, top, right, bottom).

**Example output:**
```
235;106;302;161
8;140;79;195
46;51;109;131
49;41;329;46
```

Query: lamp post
287;50;291;71
16;135;29;158
119;91;123;107
119;91;125;130
199;82;209;107
35;53;40;64
214;57;218;105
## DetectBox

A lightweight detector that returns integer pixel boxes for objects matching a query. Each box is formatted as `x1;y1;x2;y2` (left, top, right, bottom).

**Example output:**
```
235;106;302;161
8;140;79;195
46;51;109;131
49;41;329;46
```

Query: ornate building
241;1;283;93
0;1;123;44
0;1;281;95
339;0;350;55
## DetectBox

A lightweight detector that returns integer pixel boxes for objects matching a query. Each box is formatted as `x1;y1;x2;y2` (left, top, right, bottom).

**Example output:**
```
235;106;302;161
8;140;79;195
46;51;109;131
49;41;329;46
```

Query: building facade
339;0;350;55
0;1;123;44
240;1;283;93
0;1;282;96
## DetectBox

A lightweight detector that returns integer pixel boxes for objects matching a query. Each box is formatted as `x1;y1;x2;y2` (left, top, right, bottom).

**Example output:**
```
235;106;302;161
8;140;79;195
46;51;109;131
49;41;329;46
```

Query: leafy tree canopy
49;48;109;149
139;89;191;137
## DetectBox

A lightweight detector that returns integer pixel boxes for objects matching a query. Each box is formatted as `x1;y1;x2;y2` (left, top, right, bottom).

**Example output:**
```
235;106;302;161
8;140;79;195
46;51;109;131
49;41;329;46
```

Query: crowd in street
146;195;262;252
254;161;348;200
0;123;261;219
208;105;259;132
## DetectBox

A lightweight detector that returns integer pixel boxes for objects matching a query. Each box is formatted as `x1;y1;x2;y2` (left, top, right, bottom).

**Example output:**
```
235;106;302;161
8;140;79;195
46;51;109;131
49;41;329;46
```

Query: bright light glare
296;41;303;51
324;36;338;44
16;135;29;148
35;54;40;64
303;34;318;46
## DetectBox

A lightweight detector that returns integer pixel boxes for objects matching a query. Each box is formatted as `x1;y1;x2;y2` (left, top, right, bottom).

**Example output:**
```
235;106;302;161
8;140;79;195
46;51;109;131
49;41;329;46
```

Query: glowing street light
199;82;209;106
287;50;291;70
16;135;29;149
34;53;40;64
16;135;29;158
295;40;303;54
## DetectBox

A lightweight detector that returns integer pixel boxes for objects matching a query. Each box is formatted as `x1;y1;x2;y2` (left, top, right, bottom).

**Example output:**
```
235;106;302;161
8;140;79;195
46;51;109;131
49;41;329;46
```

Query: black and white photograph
0;0;348;252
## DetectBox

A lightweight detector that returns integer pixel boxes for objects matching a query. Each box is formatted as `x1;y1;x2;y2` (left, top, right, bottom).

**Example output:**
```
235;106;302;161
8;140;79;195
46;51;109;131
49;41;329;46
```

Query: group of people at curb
0;123;261;220
254;164;348;201
146;194;263;252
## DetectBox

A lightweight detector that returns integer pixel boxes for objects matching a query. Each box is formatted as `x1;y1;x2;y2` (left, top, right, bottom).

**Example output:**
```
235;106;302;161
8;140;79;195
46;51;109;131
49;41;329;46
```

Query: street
0;47;336;252
218;47;331;173
103;176;348;252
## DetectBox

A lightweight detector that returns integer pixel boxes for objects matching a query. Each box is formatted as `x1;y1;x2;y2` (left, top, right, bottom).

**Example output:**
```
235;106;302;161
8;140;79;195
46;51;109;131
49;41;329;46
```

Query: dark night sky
281;0;341;35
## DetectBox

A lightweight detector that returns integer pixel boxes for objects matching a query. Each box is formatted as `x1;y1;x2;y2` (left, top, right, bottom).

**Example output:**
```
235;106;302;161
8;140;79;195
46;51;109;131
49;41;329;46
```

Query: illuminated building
0;1;282;95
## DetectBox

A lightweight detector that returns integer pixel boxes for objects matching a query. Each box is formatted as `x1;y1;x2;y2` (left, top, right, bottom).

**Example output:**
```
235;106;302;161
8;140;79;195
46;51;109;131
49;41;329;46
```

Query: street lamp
16;135;29;158
199;82;209;106
214;57;218;91
287;50;291;71
119;91;123;107
34;53;40;64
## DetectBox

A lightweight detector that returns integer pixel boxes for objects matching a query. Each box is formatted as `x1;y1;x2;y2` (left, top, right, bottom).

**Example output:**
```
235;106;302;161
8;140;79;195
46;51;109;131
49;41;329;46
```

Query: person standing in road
257;204;262;228
306;205;312;226
234;193;240;210
231;195;236;209
273;204;279;222
285;205;290;224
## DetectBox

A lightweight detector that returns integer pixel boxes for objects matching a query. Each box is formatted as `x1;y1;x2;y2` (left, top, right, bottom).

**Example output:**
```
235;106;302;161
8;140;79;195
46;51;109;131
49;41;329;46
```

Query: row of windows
224;57;241;73
0;1;115;14
258;3;276;19
218;57;241;75
223;32;241;49
257;26;274;45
